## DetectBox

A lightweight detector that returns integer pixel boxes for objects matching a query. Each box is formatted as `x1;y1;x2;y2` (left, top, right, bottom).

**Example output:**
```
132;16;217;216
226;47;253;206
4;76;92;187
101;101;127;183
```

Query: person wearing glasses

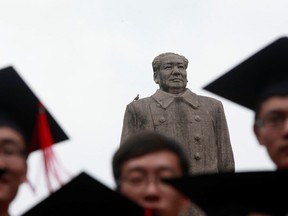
202;37;288;215
203;37;288;171
0;127;28;216
0;67;68;216
253;85;288;170
112;131;193;216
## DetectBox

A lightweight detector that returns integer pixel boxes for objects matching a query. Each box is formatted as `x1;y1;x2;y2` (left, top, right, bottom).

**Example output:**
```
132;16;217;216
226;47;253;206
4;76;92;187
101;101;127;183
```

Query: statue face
154;54;188;94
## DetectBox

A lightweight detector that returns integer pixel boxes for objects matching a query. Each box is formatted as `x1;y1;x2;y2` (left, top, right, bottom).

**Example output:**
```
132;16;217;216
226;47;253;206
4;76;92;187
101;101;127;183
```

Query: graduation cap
163;170;288;216
0;66;68;151
203;37;288;111
22;172;152;216
0;66;69;190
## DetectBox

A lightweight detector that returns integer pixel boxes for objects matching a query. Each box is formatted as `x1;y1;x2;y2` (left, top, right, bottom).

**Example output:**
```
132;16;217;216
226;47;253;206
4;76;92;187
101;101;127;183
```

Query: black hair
254;80;288;122
112;131;190;187
152;52;189;73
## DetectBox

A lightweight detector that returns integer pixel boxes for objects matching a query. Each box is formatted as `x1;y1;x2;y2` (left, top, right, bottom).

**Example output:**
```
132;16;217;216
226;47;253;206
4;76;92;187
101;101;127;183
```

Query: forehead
160;54;185;65
121;151;181;173
259;96;288;115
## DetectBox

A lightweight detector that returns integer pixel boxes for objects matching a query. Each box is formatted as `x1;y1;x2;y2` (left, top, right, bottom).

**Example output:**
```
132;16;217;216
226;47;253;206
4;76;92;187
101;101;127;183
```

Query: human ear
253;124;264;146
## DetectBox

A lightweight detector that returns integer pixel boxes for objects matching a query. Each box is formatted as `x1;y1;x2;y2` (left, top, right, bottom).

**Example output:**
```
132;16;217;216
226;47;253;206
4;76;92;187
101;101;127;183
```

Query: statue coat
120;89;235;174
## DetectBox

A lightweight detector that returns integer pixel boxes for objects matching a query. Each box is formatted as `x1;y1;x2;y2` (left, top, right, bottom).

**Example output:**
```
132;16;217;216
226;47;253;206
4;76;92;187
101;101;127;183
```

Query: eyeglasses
255;113;288;129
119;175;173;188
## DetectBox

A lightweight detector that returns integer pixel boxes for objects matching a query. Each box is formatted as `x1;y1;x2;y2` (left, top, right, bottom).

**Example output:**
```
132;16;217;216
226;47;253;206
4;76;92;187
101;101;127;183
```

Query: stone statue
120;52;234;174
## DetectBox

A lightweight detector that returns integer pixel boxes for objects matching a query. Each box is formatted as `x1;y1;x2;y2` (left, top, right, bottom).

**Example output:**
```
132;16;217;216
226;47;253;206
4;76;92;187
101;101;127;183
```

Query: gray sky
0;0;286;214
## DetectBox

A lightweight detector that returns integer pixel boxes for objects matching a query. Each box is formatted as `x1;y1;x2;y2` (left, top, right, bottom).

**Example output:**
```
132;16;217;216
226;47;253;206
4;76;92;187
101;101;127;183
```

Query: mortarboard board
22;172;151;216
203;37;288;111
163;170;288;216
0;66;68;152
0;66;69;191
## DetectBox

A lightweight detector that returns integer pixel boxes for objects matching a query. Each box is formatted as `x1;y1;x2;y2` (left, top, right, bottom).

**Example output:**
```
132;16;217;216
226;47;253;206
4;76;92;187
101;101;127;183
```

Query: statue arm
215;101;235;172
120;104;137;145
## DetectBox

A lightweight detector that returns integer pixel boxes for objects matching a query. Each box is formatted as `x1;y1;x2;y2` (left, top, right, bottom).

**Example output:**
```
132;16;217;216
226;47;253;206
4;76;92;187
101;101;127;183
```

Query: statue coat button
194;153;201;160
159;117;166;123
194;115;201;122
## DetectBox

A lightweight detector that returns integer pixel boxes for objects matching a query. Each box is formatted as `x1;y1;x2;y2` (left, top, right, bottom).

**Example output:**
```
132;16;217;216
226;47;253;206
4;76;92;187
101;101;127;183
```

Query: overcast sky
1;1;287;215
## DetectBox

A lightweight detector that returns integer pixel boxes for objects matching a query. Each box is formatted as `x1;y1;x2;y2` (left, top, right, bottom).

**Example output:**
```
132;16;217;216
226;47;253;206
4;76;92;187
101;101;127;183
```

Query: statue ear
153;72;159;84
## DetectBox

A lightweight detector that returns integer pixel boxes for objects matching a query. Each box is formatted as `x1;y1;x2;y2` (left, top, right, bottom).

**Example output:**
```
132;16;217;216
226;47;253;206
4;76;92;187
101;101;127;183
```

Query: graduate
0;66;68;216
165;36;288;216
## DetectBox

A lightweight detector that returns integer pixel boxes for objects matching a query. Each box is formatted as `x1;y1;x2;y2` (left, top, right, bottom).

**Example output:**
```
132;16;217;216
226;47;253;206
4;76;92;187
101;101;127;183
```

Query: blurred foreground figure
22;172;147;216
204;36;288;171
24;132;191;216
113;131;191;216
184;36;288;216
0;66;68;216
